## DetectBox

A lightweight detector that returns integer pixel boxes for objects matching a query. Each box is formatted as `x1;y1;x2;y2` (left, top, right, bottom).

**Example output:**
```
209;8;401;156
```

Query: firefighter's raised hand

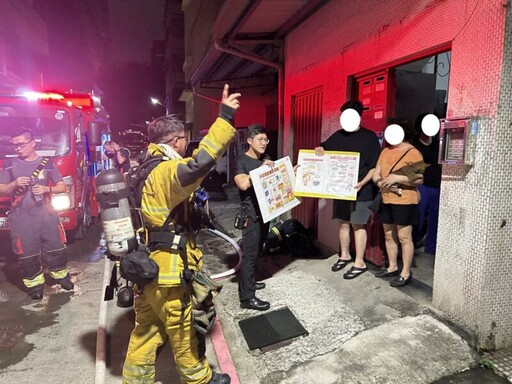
221;84;241;110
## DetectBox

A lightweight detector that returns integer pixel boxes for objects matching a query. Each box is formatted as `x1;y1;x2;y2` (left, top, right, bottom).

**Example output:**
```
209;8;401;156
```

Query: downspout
214;40;284;158
192;84;220;104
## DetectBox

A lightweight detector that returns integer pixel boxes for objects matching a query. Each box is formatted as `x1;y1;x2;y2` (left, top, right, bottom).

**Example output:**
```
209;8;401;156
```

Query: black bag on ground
265;219;320;258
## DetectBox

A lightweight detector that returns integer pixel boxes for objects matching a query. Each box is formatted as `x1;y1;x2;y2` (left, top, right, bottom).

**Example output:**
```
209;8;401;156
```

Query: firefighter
0;128;73;300
121;84;240;384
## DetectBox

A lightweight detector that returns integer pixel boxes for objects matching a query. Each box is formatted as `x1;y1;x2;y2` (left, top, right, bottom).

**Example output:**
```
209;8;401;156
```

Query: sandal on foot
374;268;400;278
343;266;368;279
331;258;351;272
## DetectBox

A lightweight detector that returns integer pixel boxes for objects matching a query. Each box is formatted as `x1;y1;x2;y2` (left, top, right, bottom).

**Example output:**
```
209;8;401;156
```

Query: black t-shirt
321;127;381;201
234;153;265;219
114;147;131;173
413;138;442;188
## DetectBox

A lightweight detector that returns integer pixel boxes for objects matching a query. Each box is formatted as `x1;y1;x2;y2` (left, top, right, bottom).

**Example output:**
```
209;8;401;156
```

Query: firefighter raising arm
122;84;240;383
176;84;240;188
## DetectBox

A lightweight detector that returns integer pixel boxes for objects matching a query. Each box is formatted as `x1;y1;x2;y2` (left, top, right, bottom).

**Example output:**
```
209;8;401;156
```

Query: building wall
284;0;512;348
192;89;270;135
182;0;222;82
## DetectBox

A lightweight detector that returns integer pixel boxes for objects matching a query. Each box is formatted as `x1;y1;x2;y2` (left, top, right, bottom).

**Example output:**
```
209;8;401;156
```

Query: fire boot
208;372;231;384
57;275;74;290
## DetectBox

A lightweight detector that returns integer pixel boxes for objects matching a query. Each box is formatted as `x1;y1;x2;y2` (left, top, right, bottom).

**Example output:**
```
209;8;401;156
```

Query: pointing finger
222;84;229;100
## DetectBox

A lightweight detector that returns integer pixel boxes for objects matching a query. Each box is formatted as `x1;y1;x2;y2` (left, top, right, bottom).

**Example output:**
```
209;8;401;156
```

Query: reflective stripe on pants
122;284;212;384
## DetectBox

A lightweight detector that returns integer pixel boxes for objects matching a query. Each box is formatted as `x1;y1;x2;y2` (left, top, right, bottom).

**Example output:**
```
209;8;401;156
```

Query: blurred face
104;143;115;158
248;133;269;155
11;134;35;159
162;131;188;156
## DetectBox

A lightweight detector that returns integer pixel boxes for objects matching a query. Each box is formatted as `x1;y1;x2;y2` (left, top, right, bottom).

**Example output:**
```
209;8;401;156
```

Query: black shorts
380;203;419;226
332;200;372;225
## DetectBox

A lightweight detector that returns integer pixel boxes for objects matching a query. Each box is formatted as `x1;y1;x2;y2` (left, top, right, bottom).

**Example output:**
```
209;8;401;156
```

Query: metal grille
291;87;323;236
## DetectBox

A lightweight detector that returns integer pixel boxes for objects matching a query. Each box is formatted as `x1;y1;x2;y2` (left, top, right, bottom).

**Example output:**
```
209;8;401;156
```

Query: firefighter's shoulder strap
5;157;50;207
127;154;167;208
126;154;168;230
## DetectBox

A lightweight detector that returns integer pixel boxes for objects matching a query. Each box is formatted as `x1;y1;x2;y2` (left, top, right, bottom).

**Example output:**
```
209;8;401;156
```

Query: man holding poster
234;124;272;311
315;100;381;279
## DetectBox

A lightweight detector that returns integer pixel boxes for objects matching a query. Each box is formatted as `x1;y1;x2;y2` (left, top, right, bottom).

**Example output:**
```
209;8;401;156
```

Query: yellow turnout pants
122;284;213;384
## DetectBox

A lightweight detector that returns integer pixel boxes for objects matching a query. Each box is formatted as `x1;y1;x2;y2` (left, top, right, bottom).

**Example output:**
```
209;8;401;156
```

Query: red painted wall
282;0;506;254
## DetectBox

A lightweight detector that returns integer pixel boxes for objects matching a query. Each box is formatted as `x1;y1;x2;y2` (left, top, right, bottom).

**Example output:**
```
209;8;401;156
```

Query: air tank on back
95;169;137;257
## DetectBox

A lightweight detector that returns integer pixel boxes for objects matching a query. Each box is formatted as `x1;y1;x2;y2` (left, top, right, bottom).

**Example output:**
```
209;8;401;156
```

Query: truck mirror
88;122;102;146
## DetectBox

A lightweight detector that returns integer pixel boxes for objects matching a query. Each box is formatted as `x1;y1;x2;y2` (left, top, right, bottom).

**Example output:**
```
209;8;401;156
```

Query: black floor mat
238;307;308;350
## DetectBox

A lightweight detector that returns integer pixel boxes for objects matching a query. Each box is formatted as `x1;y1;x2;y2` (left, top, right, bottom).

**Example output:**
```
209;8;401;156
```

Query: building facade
175;0;512;350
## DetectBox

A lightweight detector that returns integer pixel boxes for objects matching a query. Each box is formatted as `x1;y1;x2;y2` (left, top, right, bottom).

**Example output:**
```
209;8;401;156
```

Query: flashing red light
23;91;64;101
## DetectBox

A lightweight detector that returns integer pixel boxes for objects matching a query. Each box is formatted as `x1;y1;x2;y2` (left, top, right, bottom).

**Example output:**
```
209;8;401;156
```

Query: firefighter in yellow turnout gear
122;85;240;384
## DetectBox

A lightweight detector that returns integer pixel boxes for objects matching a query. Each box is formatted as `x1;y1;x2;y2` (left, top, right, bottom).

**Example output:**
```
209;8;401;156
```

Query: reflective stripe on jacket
141;117;236;286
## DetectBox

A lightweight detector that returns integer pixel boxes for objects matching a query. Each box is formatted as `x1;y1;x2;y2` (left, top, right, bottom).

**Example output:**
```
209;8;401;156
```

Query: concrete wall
283;0;512;348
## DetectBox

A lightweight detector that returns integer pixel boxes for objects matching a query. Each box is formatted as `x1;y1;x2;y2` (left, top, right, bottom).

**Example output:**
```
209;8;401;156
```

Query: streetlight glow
150;97;163;106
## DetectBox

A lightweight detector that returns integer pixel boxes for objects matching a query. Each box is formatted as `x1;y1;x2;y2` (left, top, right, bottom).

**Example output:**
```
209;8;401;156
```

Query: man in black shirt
234;124;272;311
315;100;381;279
103;140;131;173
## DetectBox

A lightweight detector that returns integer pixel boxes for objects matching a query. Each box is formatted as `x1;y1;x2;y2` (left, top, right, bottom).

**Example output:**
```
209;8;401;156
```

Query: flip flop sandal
331;258;351;272
343;266;368;279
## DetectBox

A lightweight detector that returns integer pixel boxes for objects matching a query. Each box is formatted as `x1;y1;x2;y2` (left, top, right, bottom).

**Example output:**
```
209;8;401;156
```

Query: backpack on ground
265;219;321;258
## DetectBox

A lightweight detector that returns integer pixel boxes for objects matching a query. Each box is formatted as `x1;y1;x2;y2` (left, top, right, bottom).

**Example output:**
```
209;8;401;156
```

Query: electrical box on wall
438;118;478;165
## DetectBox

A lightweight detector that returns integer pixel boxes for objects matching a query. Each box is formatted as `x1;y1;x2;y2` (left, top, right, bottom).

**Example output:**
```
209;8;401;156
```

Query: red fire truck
0;90;111;241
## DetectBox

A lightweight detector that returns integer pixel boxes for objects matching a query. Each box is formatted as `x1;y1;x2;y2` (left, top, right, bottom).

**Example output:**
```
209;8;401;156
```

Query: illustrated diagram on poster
249;156;301;223
294;149;360;200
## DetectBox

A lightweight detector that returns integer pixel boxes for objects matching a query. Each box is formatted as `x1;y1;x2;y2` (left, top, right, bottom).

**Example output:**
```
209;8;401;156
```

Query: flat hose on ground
206;228;242;280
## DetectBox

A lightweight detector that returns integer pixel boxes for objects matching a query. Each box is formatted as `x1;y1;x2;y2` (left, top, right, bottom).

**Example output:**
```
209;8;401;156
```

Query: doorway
393;50;451;289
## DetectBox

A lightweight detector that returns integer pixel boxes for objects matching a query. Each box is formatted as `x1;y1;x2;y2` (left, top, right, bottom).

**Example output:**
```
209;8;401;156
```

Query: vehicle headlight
52;194;71;211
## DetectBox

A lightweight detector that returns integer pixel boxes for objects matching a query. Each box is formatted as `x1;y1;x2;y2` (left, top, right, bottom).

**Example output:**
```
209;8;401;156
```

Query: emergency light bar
23;91;65;101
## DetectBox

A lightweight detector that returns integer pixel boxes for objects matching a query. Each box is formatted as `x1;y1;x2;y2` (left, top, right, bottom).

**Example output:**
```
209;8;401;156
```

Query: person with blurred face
412;114;442;255
122;85;239;384
372;119;423;287
314;100;381;280
0;129;72;299
103;140;130;173
234;124;272;311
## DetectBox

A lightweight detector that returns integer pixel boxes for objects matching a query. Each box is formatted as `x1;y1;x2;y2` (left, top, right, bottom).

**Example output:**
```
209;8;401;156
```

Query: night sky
32;0;167;136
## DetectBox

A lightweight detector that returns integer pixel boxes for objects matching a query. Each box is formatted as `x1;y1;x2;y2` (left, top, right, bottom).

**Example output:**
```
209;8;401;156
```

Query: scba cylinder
96;169;137;257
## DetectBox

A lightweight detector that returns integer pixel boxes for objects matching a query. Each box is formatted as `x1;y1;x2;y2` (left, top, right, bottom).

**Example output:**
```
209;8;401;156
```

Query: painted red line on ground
210;316;240;384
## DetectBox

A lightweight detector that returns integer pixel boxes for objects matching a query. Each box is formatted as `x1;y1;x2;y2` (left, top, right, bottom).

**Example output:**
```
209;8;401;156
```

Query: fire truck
0;90;111;241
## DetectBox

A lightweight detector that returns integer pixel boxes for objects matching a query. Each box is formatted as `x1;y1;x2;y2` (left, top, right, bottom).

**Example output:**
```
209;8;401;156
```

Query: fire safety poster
249;156;301;223
294;149;360;201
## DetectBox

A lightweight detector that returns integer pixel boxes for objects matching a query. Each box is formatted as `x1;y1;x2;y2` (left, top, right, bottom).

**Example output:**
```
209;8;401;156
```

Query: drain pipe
192;84;220;104
213;40;284;158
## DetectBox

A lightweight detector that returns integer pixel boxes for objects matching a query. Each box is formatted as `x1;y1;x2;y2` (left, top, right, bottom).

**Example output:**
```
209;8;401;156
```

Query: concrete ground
203;186;510;384
0;185;509;383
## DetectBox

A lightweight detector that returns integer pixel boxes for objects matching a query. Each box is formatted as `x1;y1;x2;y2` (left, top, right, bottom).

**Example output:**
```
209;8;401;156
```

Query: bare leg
383;223;399;272
397;225;414;278
338;221;351;260
352;224;367;268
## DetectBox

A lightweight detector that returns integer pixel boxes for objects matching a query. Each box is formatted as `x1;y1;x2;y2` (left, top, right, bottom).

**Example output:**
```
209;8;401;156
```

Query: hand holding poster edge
248;156;301;223
294;149;360;201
